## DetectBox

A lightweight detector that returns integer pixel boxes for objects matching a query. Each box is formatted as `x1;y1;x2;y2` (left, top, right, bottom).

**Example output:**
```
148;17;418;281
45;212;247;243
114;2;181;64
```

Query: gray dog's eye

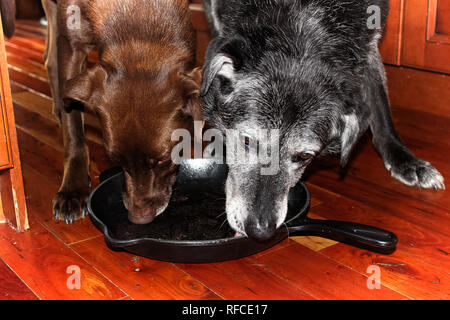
244;136;250;147
239;134;251;151
292;152;314;163
242;135;259;152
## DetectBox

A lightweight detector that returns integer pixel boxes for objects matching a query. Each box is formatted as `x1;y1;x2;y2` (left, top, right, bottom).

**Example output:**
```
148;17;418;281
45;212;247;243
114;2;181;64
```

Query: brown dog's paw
53;188;90;224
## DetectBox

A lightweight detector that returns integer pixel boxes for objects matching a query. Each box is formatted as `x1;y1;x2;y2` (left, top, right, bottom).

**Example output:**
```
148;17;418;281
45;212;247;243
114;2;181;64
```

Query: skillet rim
87;170;311;249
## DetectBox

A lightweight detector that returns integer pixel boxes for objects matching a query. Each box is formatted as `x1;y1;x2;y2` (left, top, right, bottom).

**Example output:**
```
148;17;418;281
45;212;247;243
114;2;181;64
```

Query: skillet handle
289;219;398;250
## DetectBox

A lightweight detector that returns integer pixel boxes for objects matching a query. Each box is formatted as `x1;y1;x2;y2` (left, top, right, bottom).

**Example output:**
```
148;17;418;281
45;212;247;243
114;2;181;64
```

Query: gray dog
200;0;445;241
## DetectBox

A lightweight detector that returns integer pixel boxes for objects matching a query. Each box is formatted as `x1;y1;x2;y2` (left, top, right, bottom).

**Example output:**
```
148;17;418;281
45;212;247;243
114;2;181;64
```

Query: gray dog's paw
386;159;445;190
53;188;90;224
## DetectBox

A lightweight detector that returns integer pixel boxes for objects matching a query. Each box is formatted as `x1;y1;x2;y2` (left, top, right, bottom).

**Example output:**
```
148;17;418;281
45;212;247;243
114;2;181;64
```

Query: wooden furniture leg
0;16;29;232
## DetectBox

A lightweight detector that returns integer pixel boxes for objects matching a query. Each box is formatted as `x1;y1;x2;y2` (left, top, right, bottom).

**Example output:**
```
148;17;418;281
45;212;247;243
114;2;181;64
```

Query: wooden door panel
436;1;450;34
379;0;404;65
402;0;450;74
427;0;450;43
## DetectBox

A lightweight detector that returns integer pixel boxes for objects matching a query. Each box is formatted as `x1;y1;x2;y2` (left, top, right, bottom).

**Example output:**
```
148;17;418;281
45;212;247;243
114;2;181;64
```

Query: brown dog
41;0;202;224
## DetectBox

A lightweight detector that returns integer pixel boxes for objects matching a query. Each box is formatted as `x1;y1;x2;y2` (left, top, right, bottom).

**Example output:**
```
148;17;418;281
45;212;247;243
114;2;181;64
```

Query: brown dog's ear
62;64;106;113
180;67;203;122
181;68;202;96
179;68;204;143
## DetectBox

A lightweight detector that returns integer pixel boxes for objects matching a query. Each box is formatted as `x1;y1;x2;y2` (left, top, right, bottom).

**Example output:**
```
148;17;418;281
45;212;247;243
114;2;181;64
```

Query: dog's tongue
234;232;245;238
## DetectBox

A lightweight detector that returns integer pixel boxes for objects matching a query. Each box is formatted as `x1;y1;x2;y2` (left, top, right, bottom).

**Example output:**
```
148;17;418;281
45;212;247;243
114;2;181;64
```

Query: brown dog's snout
121;168;175;225
128;210;156;225
127;200;157;225
122;195;156;224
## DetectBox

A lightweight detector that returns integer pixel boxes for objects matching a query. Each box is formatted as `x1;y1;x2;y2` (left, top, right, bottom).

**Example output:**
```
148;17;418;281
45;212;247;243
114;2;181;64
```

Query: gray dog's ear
62;64;106;113
200;53;235;96
339;114;360;167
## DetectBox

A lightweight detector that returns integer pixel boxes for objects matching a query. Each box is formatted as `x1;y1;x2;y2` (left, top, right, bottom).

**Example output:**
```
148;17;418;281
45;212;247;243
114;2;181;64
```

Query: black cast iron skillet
87;159;397;263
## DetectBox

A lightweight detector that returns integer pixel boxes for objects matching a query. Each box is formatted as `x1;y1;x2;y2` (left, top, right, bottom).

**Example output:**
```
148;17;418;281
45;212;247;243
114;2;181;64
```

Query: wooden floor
1;20;449;300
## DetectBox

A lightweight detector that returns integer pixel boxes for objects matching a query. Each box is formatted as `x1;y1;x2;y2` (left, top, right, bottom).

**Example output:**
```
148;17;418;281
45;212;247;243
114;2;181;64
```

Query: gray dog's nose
245;219;277;242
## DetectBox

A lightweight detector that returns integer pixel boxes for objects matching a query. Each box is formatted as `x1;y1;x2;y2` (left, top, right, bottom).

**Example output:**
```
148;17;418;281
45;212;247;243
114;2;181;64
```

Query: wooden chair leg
0;168;29;231
0;193;5;223
0;15;29;232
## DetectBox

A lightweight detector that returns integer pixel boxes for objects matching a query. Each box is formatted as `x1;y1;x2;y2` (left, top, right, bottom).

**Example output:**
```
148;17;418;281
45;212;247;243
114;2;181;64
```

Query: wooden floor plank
5;41;45;64
13;94;106;169
0;257;39;300
6;52;48;79
7;36;46;54
7;67;51;97
249;242;409;300
0;216;127;300
343;133;449;201
305;124;449;241
305;105;449;204
14;102;65;153
13;90;102;131
308;172;450;238
307;183;450;271
321;244;450;300
291;235;338;252
345;147;450;212
17;128;64;180
16;20;48;38
9;80;27;94
290;212;339;251
14;109;110;179
71;237;222;300
247;238;297;260
176;258;314;300
21;163;103;245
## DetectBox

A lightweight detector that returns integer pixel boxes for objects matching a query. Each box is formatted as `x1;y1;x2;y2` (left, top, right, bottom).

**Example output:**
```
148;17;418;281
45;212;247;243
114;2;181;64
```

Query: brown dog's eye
293;152;314;163
157;154;172;166
147;158;157;168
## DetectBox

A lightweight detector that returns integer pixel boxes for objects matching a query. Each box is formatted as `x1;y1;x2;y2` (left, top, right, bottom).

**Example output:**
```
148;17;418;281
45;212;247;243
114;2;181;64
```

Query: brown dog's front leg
51;29;92;224
43;0;90;223
53;110;91;224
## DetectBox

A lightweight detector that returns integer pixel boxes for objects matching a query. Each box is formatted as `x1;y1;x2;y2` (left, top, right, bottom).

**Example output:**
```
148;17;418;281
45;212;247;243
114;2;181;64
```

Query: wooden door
379;0;404;65
402;0;450;74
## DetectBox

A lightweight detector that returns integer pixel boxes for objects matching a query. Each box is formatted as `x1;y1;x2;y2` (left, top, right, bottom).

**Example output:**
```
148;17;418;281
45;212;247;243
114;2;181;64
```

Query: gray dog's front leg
365;54;444;190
